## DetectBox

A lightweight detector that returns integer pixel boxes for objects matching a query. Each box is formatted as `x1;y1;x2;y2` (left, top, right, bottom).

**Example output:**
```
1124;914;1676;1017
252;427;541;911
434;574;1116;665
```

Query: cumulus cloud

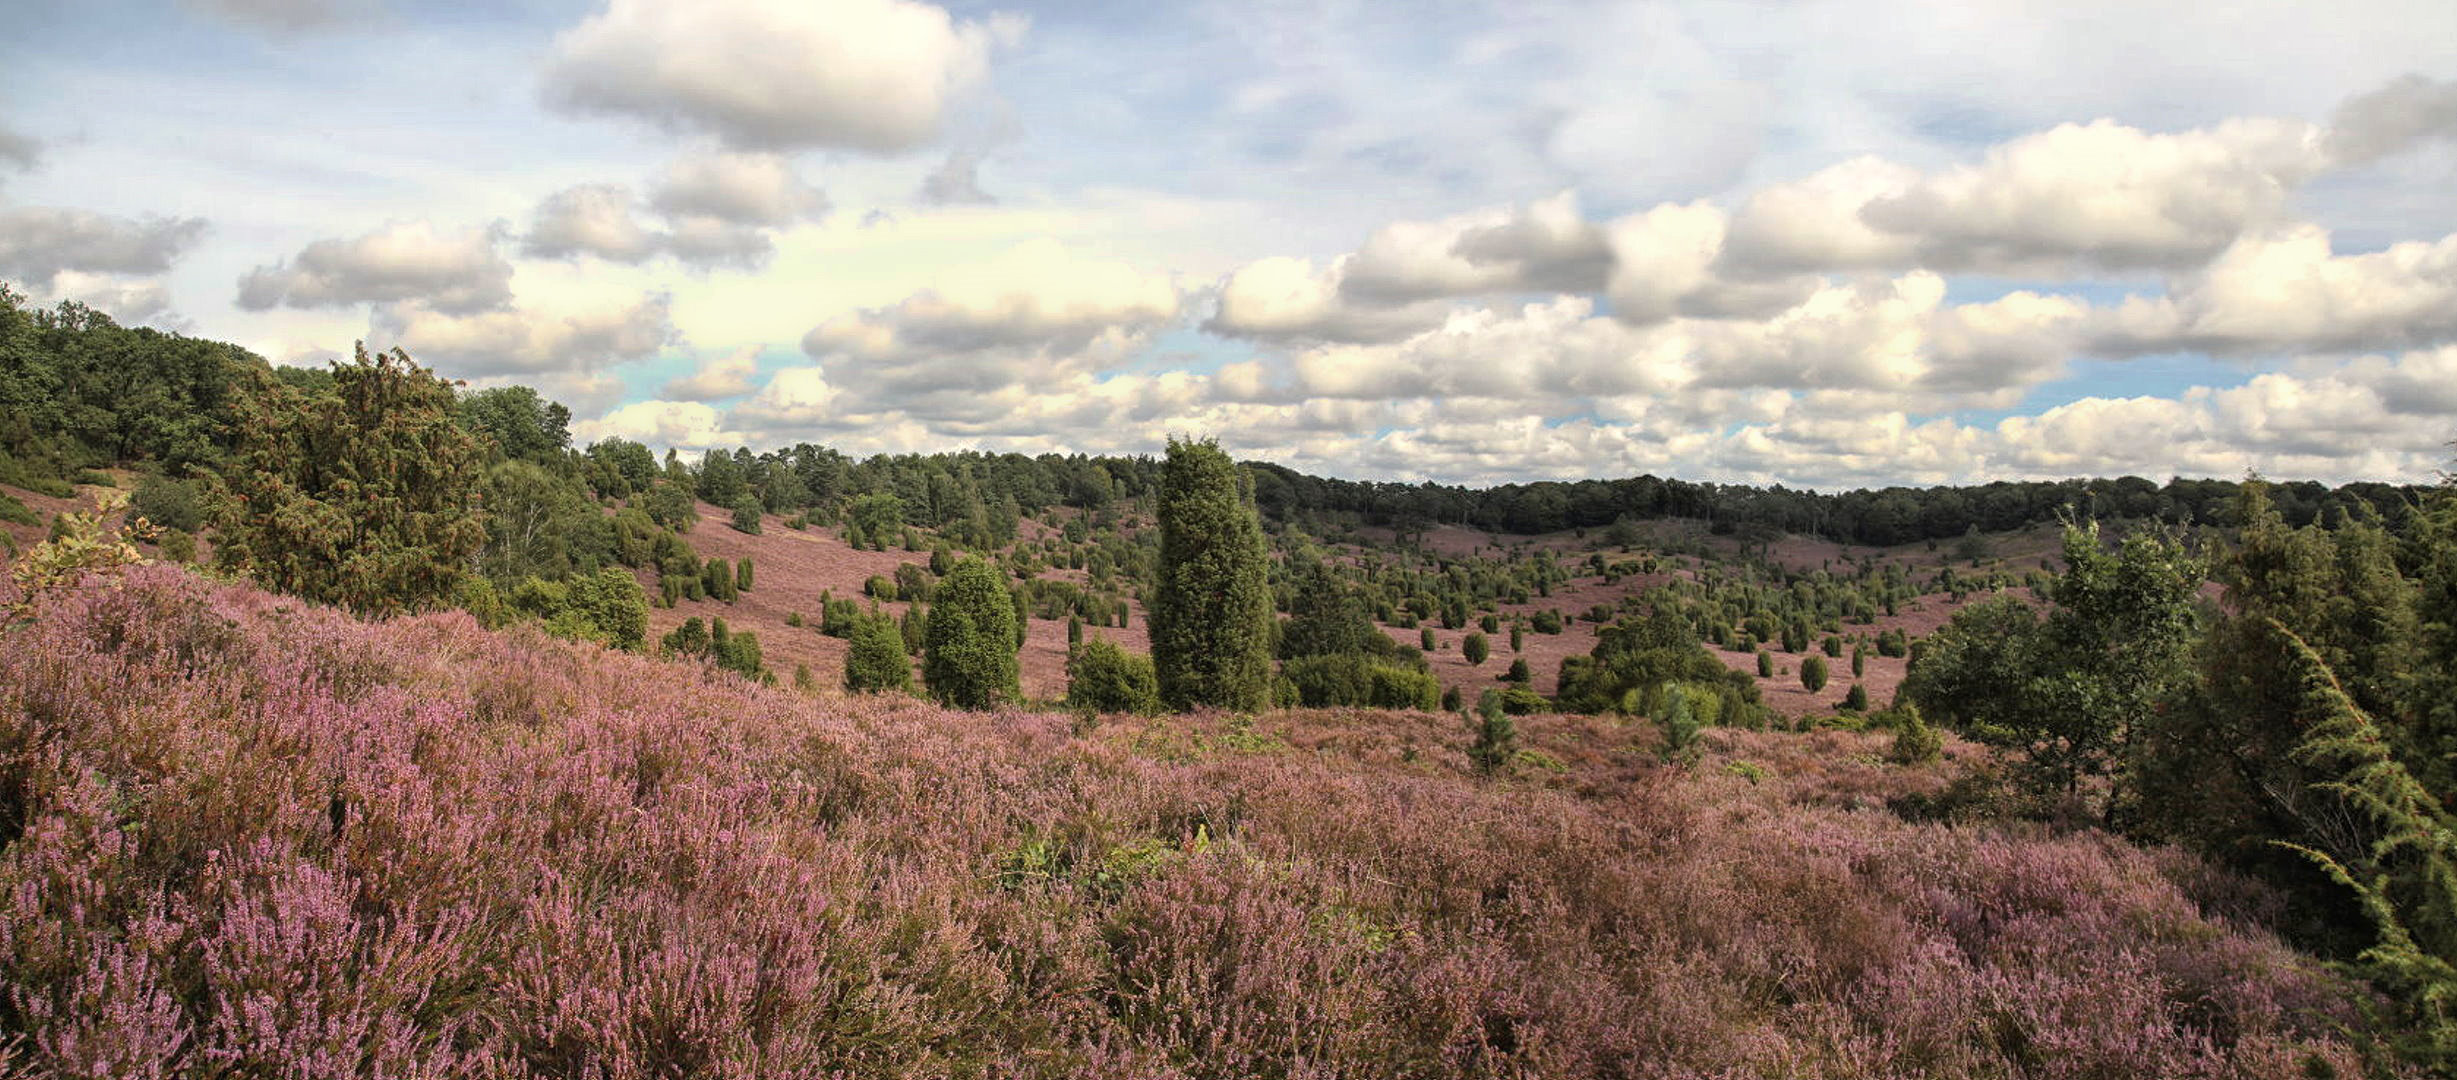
0;207;207;287
661;345;761;401
1723;118;2326;276
1205;256;1450;344
370;294;673;379
2097;224;2457;355
540;0;1021;152
33;271;178;326
573;399;741;451
520;184;663;263
649;152;828;226
522;154;826;270
239;221;512;313
918;148;996;205
2326;74;2457;165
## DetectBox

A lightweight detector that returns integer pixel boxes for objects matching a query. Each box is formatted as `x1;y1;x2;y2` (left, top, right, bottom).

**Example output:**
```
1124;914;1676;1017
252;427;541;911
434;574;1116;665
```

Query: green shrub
1065;638;1160;715
845;615;913;694
730;500;763;534
1887;703;1942;765
129;474;202;532
1463;632;1489;666
1802;654;1829;693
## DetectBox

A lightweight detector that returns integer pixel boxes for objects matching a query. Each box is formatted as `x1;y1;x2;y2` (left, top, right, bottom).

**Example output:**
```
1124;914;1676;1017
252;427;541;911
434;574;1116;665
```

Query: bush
129;473;202;533
1844;682;1869;712
924;557;1020;709
1462;632;1489;666
1756;649;1774;678
1531;609;1564;634
731;500;763;534
1065;638;1160;715
1887;702;1943;765
1282;654;1440;710
1802;654;1829;693
157;528;197;564
845;615;913;694
865;575;898;602
735;558;753;591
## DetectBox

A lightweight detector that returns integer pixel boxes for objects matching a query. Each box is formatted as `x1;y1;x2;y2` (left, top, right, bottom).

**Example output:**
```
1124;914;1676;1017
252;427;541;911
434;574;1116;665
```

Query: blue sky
3;0;2455;488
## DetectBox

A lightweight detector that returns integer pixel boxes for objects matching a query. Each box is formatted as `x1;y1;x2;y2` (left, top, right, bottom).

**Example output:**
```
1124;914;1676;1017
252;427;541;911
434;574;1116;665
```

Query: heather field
0;565;2386;1078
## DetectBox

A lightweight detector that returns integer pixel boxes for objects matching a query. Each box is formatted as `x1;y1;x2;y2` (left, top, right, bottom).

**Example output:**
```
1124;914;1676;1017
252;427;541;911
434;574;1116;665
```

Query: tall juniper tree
923;555;1020;709
1150;437;1274;711
209;344;483;616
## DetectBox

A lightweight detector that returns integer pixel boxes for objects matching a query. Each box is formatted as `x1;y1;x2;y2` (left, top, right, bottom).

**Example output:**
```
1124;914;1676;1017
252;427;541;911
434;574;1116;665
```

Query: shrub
1844;682;1869;712
1802;654;1829;693
865;575;898;602
1888;702;1943;765
1757;649;1774;678
1462;632;1489;666
1467;692;1517;774
129;473;202;532
1065;638;1160;715
845;615;913;694
1420;626;1437;652
157;528;197;564
735;558;753;591
1532;609;1565;634
1505;657;1530;684
924;557;1019;709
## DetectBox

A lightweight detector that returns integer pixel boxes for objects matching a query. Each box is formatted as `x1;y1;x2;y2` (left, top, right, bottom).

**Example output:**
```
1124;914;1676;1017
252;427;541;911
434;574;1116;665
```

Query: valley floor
0;564;2384;1078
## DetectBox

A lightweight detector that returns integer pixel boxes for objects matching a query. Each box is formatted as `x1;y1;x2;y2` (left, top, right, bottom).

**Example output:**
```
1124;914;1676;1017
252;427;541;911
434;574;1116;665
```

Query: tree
209;344;483;616
1904;522;2205;817
845;615;913;694
1149;438;1273;711
1279;556;1376;659
923;556;1019;708
731;499;763;535
458;385;569;462
1463;631;1490;666
736;558;753;592
1801;653;1829;693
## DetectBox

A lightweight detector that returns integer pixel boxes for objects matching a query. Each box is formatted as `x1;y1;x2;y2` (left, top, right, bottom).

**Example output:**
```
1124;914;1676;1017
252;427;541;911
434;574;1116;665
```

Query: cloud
520;184;663;263
370;294;674;379
573;399;741;451
1723;118;2326;276
728;366;841;429
540;0;1020;152
182;0;372;32
1205;256;1449;344
2325;74;2457;165
661;345;761;401
649;152;828;226
2097;224;2457;355
0;207;207;287
522;154;826;270
1340;192;1613;302
33;271;178;326
0;126;38;173
918;148;996;205
239;221;512;313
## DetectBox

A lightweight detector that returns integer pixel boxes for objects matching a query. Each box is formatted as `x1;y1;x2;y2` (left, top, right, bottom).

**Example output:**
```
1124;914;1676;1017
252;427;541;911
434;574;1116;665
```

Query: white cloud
370;293;673;379
918;148;996;205
2326;74;2457;165
1723;118;2326;276
649;152;828;226
521;184;663;263
239;221;512;313
33;270;178;326
0;207;207;287
1205;256;1449;344
661;345;760;401
540;0;1019;152
2098;224;2457;355
573;399;741;451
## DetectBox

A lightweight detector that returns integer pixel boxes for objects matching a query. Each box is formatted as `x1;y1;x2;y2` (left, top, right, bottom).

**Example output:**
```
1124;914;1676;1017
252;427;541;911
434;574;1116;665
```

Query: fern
2273;618;2457;1064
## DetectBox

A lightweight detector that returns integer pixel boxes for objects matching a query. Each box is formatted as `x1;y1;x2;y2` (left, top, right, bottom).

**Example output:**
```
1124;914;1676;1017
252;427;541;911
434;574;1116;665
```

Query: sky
3;0;2456;490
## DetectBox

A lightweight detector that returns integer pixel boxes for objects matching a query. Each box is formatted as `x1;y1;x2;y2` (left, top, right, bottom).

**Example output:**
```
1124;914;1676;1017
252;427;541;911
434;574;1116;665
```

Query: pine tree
1149;438;1273;711
923;556;1019;709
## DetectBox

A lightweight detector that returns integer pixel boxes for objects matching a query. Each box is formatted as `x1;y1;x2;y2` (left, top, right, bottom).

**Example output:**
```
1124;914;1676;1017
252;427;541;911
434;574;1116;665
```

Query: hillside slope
0;564;2377;1077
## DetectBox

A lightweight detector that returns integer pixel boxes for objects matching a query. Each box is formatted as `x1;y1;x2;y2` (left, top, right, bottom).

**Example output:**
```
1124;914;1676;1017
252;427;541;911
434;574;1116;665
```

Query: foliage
730;499;763;535
844;614;913;694
1065;638;1161;715
129;473;202;533
1801;653;1829;692
1462;631;1489;666
1887;703;1943;765
923;556;1019;709
504;567;648;651
0;565;2389;1077
1281;654;1440;711
1904;522;2205;817
1150;438;1274;711
207;345;484;616
1466;691;1518;774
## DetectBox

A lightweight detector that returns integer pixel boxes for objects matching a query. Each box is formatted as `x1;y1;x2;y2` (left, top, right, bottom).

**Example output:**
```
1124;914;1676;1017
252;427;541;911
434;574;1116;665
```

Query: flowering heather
0;566;2387;1077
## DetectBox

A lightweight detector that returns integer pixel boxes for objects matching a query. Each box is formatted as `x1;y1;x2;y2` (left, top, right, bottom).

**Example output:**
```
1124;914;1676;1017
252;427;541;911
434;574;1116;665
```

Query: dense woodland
7;282;2457;1071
